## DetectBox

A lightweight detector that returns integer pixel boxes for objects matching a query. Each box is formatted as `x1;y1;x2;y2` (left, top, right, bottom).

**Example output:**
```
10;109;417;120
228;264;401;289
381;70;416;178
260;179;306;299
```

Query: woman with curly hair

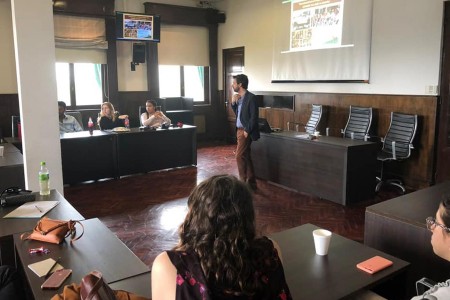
151;174;292;300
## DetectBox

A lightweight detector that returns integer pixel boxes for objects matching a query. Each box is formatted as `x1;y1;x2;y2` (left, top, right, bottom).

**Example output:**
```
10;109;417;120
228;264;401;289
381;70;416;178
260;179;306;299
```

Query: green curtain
197;66;204;88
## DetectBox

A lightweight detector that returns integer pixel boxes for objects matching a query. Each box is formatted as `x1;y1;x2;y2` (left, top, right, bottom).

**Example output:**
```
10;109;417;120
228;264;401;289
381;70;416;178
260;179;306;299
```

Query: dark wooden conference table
270;223;409;300
60;125;197;184
14;218;150;300
0;189;84;266
365;181;450;298
252;132;378;205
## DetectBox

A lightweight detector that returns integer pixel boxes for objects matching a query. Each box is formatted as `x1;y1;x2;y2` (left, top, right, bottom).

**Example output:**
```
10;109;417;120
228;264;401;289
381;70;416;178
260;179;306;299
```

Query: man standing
231;74;260;190
58;101;83;133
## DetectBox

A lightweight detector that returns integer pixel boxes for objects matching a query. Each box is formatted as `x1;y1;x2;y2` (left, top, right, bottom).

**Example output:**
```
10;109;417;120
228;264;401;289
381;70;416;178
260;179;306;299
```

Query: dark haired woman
151;174;292;300
141;100;171;127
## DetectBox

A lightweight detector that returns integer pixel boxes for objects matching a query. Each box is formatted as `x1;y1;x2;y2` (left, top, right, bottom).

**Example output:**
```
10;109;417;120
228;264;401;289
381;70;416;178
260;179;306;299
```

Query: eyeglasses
426;217;450;233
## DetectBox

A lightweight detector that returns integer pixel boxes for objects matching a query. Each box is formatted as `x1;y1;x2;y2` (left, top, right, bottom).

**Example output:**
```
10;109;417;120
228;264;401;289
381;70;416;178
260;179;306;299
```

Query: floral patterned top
166;237;292;300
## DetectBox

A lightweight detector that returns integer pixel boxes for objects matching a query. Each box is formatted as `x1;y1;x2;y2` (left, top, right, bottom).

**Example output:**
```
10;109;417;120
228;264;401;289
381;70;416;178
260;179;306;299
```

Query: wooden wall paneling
53;0;115;17
258;93;437;189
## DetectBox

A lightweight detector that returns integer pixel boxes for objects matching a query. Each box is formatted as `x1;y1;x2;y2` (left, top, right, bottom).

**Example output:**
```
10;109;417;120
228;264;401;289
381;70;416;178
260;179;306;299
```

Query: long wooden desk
60;130;117;184
116;125;197;176
252;132;378;205
14;218;150;300
60;126;197;184
364;181;450;298
0;189;84;266
270;223;409;300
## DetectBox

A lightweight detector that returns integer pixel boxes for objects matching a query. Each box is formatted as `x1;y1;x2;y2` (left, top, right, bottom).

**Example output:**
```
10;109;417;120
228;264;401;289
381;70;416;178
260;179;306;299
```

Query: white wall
0;0;17;93
0;0;444;95
216;0;444;96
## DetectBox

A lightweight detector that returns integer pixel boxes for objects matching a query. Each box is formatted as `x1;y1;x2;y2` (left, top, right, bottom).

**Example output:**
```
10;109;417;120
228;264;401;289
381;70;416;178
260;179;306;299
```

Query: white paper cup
0;146;4;157
314;131;320;136
313;229;332;256
350;132;355;139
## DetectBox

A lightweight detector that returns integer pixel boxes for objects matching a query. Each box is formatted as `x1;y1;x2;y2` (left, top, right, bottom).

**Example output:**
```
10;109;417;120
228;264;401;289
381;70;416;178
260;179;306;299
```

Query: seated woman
411;197;450;299
141;100;171;127
151;174;292;300
98;102;129;130
350;197;450;300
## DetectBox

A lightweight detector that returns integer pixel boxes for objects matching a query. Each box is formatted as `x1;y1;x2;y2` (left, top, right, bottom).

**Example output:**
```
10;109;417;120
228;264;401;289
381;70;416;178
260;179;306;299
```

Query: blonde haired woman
98;102;129;130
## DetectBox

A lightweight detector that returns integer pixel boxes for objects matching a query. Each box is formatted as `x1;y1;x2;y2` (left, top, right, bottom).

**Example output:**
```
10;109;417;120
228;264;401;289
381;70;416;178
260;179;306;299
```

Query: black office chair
342;106;373;140
65;111;84;130
304;104;323;134
287;104;323;133
375;112;418;193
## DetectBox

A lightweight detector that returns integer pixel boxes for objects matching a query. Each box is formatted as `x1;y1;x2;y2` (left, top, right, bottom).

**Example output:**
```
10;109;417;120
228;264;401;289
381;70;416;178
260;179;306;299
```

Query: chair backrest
66;111;84;130
343;106;372;140
305;104;322;134
382;112;418;159
139;106;146;125
163;97;194;111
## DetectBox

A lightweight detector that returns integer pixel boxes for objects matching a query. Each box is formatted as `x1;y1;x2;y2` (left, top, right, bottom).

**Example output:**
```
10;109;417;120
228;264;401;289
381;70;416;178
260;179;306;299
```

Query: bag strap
83;271;104;300
83;271;116;300
68;220;85;244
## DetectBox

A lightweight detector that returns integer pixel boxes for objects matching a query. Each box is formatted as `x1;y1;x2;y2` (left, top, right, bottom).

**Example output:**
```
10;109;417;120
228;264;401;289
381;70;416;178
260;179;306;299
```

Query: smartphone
41;269;72;289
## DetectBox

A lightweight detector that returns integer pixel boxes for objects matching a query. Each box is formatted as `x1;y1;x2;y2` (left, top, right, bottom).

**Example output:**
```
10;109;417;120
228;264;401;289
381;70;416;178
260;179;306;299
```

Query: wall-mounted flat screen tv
116;11;161;42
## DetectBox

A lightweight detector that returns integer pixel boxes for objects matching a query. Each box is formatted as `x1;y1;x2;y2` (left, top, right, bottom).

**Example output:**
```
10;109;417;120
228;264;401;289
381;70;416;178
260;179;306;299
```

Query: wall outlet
425;85;438;95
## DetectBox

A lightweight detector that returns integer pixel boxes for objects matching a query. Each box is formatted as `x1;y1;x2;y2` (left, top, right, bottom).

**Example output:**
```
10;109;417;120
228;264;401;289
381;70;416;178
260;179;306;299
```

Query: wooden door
223;47;244;143
436;2;450;182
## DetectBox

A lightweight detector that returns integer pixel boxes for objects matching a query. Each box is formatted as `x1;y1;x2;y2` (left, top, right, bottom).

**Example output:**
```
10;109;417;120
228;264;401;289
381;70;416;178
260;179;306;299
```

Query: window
159;65;209;103
55;62;105;107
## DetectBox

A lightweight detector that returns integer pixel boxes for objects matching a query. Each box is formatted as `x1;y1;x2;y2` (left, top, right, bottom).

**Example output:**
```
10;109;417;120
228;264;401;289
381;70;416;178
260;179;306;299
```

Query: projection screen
272;0;373;82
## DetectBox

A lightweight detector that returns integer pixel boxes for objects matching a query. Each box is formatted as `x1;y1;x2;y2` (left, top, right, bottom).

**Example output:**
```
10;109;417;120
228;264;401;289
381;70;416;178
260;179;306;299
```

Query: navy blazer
232;91;260;141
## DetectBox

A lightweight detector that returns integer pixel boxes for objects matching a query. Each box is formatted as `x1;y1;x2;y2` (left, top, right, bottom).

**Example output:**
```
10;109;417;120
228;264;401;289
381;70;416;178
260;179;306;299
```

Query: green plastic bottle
39;161;50;196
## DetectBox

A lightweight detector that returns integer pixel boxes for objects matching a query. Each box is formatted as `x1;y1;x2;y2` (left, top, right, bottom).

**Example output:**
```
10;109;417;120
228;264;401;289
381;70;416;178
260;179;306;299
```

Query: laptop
258;118;281;133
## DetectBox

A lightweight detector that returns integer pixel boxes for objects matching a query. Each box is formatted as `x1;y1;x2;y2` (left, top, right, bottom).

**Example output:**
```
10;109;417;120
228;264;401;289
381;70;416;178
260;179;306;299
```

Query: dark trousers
236;128;256;184
0;265;25;300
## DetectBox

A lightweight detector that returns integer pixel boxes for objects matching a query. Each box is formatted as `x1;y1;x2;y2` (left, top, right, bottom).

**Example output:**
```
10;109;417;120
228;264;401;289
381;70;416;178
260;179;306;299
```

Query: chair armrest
286;122;304;132
416;277;437;295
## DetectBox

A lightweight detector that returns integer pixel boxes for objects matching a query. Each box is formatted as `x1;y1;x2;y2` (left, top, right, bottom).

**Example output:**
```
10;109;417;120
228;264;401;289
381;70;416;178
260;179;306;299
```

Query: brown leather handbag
21;217;84;244
51;271;150;300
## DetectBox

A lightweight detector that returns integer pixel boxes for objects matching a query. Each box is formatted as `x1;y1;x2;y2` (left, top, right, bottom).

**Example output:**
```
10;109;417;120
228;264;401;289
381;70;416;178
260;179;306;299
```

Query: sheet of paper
3;201;59;218
295;134;310;139
28;258;63;278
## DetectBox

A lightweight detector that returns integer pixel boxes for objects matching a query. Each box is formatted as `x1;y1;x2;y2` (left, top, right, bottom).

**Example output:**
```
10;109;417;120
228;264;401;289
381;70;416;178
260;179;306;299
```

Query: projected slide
272;0;373;82
290;0;348;52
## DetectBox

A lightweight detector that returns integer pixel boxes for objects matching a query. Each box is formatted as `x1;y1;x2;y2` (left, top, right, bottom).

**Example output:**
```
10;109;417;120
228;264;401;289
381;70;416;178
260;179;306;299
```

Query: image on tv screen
123;13;153;40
